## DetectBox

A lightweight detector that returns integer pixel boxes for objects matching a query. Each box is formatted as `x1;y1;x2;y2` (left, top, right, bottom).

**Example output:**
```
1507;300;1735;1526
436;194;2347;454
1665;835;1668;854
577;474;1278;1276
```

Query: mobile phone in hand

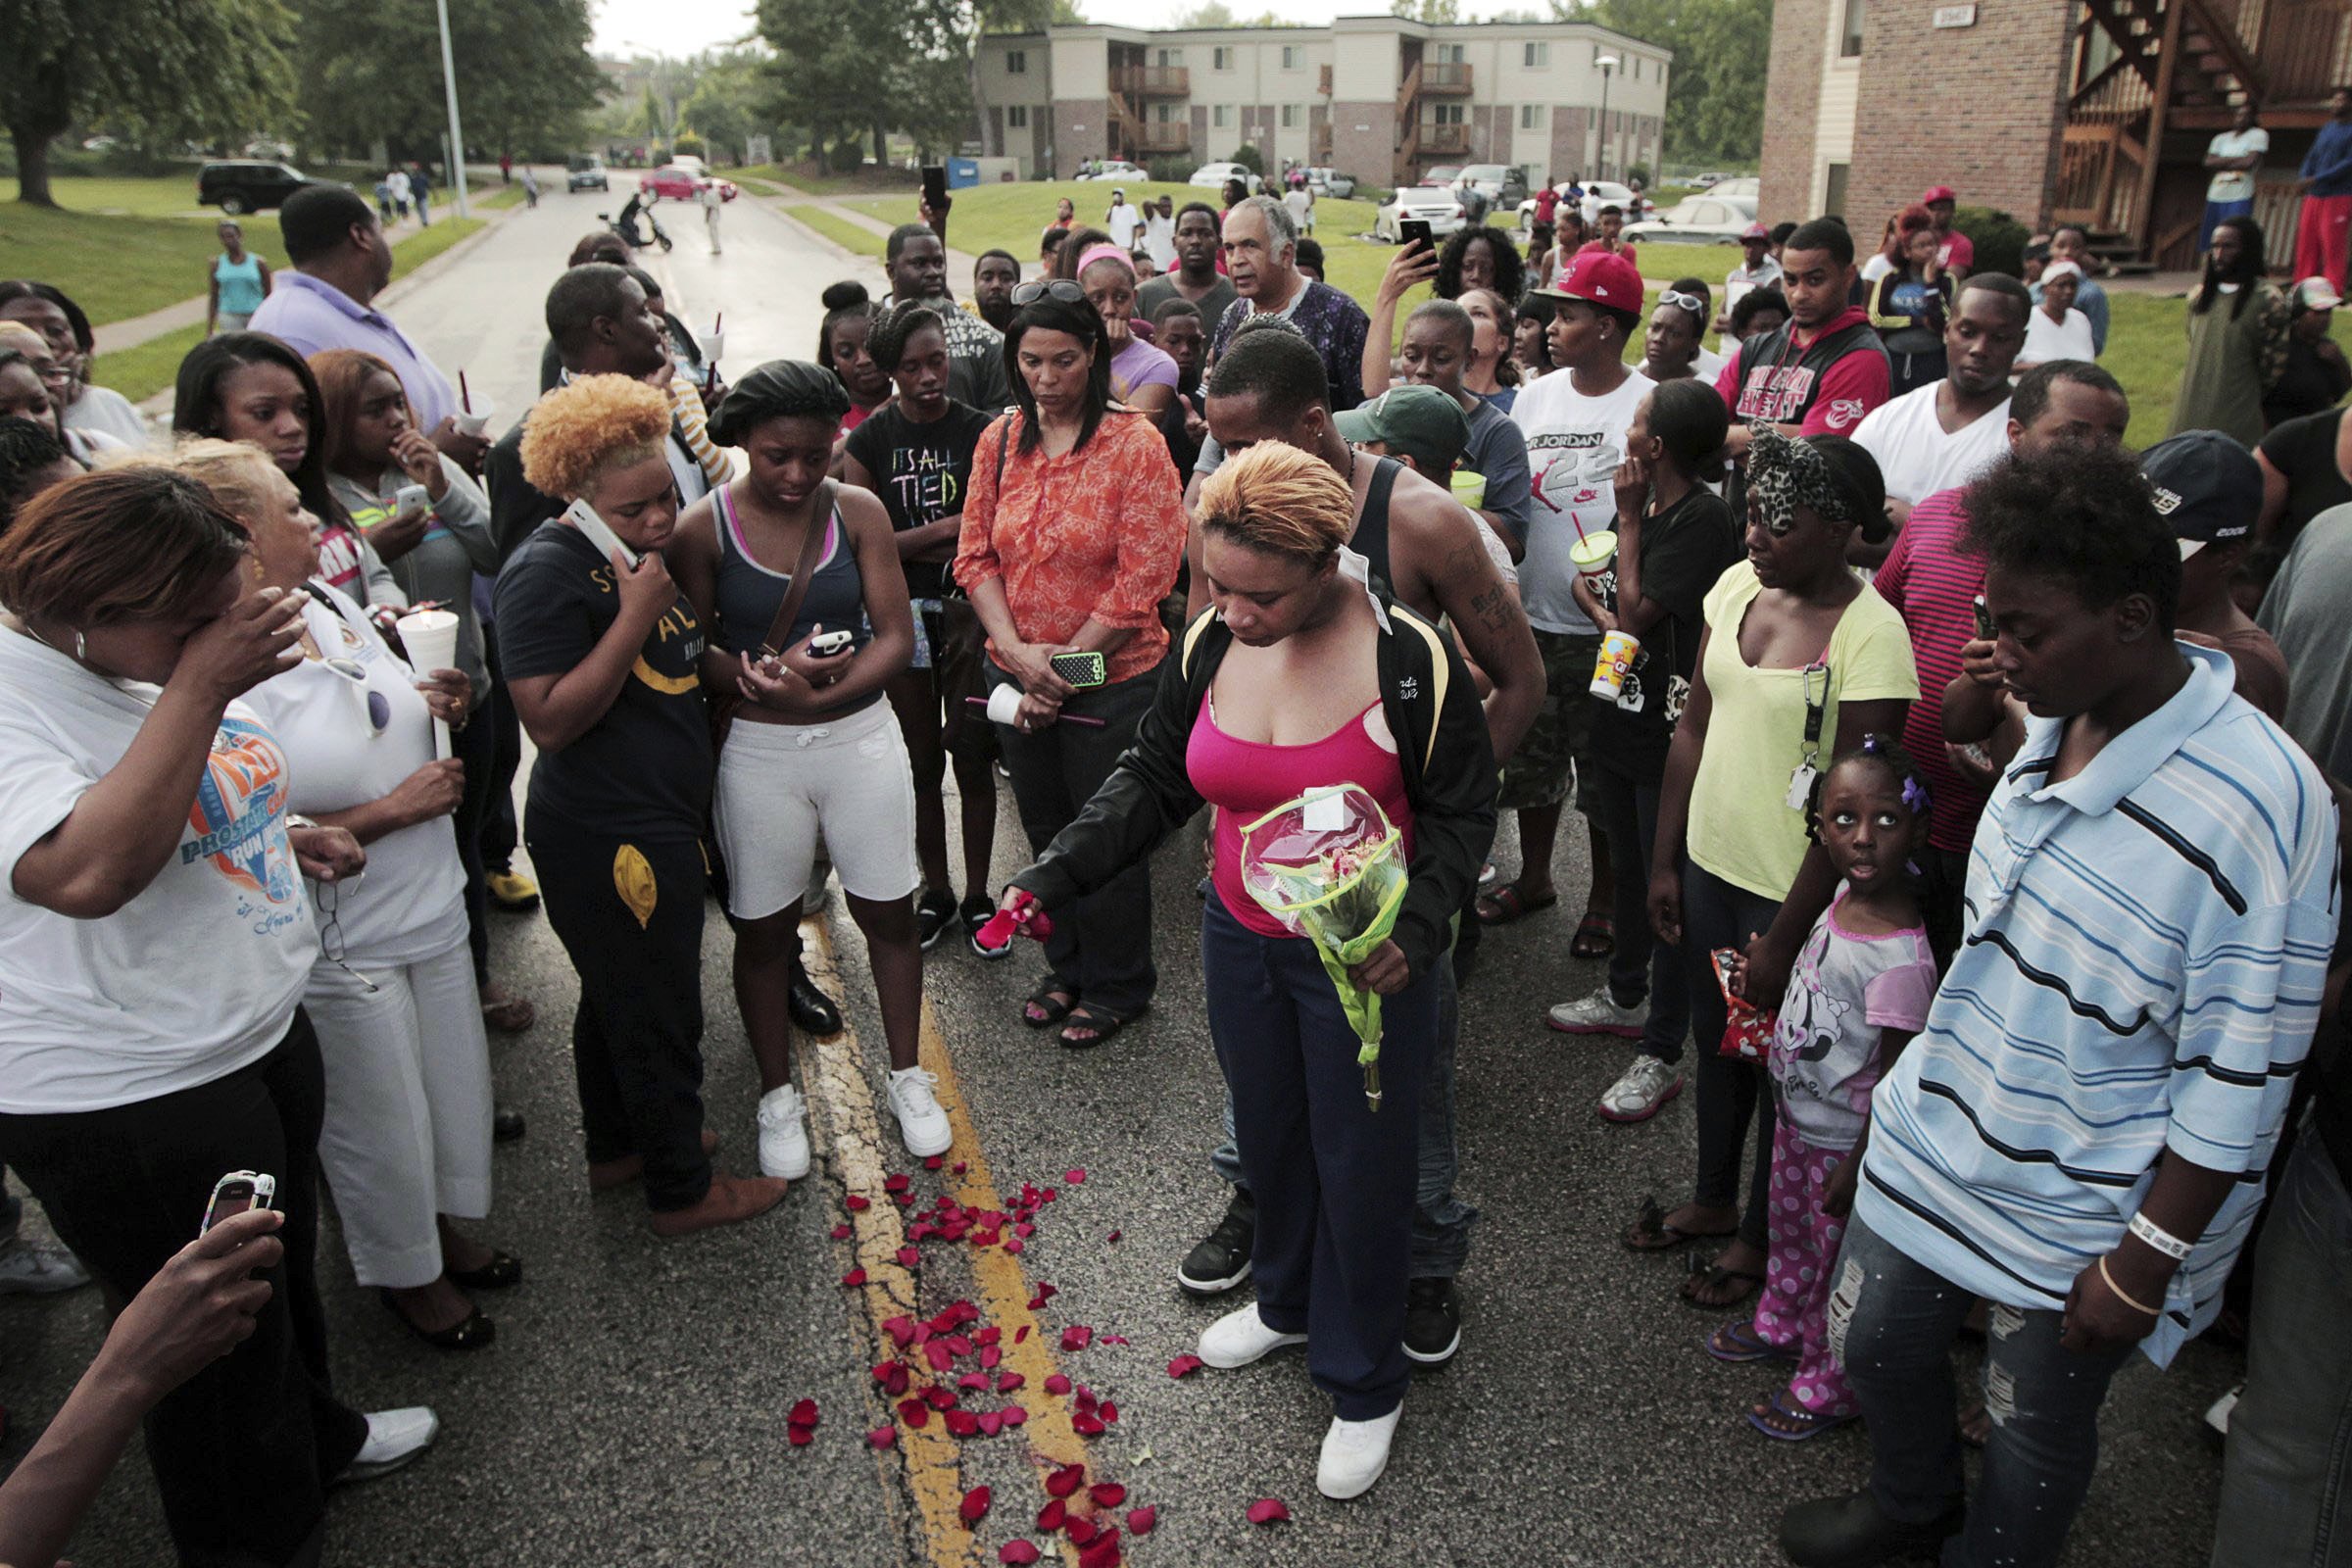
394;482;429;520
1973;594;1995;641
201;1170;276;1238
564;497;640;567
921;166;949;211
808;628;855;657
1049;649;1106;688
1399;218;1433;253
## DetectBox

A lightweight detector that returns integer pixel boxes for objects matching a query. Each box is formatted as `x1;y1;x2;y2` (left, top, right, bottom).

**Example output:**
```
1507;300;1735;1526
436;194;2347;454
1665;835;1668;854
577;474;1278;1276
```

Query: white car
1374;184;1467;243
1519;178;1654;229
1625;194;1760;245
1708;176;1760;201
1189;161;1263;194
1078;161;1149;182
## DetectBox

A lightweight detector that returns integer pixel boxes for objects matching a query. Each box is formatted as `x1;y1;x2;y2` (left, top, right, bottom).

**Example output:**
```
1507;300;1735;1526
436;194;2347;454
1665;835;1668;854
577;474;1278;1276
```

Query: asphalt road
1;188;2244;1567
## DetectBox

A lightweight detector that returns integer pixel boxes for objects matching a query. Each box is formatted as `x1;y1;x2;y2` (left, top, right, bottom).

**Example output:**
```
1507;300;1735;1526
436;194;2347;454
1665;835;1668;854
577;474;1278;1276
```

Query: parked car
566;155;610;193
1518;177;1654;230
639;165;737;203
668;155;706;175
1452;164;1529;212
1708;176;1760;201
1189;161;1263;194
1078;160;1150;182
1374;184;1467;243
1422;165;1464;187
1625;193;1760;245
1690;172;1728;188
1299;166;1356;199
197;161;318;216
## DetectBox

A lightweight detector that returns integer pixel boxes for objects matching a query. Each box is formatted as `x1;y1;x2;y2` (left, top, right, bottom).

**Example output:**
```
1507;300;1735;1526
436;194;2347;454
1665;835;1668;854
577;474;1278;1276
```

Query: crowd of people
0;156;2345;1568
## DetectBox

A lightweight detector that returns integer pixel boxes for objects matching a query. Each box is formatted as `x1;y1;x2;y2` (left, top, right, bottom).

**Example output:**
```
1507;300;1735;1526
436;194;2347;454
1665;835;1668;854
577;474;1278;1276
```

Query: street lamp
434;0;470;218
1594;53;1618;183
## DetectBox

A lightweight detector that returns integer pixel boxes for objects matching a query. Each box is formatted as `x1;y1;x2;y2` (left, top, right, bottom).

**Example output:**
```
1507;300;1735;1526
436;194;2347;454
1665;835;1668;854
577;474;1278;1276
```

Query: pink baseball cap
1922;184;1958;205
1536;248;1645;312
1742;221;1770;240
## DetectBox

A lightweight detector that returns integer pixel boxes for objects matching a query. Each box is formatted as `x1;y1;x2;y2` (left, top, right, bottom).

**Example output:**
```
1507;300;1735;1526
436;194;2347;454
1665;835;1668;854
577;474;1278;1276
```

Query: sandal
1682;1251;1766;1310
446;1249;523;1291
1023;980;1078;1028
1621;1195;1738;1253
1570;911;1616;959
379;1290;497;1350
1746;1388;1855;1443
480;987;536;1034
1059;1002;1147;1050
915;888;958;951
1706;1319;1796;1364
1474;883;1557;926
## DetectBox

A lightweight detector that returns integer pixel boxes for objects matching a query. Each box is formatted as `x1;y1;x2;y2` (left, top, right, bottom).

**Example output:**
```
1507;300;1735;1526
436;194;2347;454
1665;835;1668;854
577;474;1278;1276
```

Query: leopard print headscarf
1748;426;1855;535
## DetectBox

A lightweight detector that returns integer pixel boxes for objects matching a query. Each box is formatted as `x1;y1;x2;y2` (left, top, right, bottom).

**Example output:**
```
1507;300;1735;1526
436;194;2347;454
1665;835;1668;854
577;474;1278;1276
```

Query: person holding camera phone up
669;360;949;1173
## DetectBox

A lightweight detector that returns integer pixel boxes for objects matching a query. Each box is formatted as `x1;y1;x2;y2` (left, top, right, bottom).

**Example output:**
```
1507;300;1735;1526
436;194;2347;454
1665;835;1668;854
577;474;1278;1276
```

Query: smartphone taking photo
200;1170;277;1238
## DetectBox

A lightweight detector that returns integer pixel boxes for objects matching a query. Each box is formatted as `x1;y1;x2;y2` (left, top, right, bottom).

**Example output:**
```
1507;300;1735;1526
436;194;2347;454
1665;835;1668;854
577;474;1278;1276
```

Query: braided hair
1804;733;1933;850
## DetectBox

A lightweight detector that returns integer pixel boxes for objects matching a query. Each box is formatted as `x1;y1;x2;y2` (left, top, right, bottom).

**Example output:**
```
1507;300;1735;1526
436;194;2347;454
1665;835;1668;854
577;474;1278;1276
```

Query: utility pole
1594;53;1618;183
435;0;472;218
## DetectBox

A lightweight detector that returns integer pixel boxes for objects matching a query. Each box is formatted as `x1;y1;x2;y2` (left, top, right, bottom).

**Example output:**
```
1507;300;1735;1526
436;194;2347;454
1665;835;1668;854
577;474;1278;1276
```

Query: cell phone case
564;497;639;566
1050;650;1106;688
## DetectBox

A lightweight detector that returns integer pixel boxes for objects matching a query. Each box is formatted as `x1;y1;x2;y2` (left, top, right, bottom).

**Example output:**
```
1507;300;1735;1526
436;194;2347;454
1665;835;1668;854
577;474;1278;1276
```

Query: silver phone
563;497;639;566
393;482;429;519
201;1170;276;1238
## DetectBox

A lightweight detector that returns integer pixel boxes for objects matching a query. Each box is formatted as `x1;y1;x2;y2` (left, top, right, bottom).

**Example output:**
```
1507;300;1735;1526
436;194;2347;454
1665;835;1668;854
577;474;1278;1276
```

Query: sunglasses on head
1010;279;1088;307
1659;290;1706;316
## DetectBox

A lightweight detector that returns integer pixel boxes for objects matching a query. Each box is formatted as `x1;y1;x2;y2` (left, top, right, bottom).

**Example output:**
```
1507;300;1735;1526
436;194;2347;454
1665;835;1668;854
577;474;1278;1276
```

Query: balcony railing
1114;66;1190;98
1421;61;1473;93
1137;122;1193;153
1420;122;1471;155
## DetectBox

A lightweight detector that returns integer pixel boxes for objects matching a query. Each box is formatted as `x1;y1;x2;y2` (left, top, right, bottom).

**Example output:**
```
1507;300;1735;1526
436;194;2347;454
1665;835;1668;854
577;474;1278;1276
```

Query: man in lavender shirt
247;185;489;472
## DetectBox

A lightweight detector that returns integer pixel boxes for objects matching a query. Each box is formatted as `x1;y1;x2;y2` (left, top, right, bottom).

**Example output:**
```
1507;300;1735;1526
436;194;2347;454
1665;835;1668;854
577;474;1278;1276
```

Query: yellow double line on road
800;920;1089;1566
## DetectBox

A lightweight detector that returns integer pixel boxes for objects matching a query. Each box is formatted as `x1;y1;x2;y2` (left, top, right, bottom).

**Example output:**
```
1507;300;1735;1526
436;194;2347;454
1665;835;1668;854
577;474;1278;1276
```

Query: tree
1168;1;1287;24
1559;0;1769;165
1;0;294;205
1392;0;1461;20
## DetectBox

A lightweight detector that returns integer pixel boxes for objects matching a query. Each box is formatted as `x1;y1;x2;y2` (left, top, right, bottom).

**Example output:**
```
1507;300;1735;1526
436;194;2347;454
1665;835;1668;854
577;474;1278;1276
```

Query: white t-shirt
1105;203;1143;251
1852;381;2014;506
240;587;466;964
1143;213;1178;271
1693;342;1729;384
2206;126;2269;205
1861;253;1897;289
0;628;316;1113
1284;188;1313;228
2021;306;2098;367
1509;366;1653;634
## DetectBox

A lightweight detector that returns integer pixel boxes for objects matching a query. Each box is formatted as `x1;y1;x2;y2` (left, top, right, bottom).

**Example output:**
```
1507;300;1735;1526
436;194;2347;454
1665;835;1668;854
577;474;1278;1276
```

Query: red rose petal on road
1127;1505;1157;1536
1089;1482;1127;1507
1167;1353;1204;1379
1045;1462;1086;1497
1064;1516;1098;1545
953;1160;968;1174
1248;1497;1292;1525
897;1397;930;1428
883;1315;916;1348
944;1409;981;1437
1064;1168;1087;1183
1000;1544;1042;1565
956;1372;989;1391
1044;1374;1072;1396
829;1223;853;1240
1004;1238;1024;1254
975;1325;1002;1346
922;1385;958;1410
1002;1403;1029;1426
787;1398;819;1428
866;1425;895;1448
884;1173;911;1193
1100;1400;1119;1424
786;1424;813;1446
896;1245;922;1269
979;1344;1003;1369
1107;1230;1121;1244
1059;1325;1093;1351
923;1342;954;1372
977;1410;1004;1436
946;1334;974;1357
997;1371;1025;1393
959;1485;991;1527
1015;1325;1032;1345
924;1154;944;1169
874;1363;909;1396
1037;1497;1067;1533
1078;1533;1122;1568
840;1268;867;1288
1072;1411;1105;1437
846;1195;870;1211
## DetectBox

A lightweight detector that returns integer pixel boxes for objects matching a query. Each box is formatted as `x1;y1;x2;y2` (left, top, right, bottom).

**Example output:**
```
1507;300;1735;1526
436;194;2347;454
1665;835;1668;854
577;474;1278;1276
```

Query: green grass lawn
0;202;226;327
778;203;887;262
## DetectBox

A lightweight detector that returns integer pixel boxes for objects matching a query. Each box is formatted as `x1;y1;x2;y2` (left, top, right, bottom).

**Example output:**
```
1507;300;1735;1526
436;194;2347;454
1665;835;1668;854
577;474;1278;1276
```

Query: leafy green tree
1;0;295;205
1558;0;1768;165
1392;0;1461;20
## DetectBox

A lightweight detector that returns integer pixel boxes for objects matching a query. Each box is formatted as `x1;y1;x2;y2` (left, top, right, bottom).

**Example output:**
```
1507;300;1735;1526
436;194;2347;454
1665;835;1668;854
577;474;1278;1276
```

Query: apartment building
1760;0;2348;269
972;17;1670;190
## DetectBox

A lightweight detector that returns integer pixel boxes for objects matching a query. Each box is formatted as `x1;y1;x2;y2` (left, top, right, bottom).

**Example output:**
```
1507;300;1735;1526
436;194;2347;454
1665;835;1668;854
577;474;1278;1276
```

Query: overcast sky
592;0;1550;60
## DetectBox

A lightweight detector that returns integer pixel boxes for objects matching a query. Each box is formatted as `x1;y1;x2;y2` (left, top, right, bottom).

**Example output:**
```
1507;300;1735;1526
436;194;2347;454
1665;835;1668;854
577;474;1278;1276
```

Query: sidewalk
758;181;987;284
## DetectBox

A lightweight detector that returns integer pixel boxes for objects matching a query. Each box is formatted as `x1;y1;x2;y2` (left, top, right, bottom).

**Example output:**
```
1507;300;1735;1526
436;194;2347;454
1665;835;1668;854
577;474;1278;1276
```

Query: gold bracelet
2096;1254;2163;1317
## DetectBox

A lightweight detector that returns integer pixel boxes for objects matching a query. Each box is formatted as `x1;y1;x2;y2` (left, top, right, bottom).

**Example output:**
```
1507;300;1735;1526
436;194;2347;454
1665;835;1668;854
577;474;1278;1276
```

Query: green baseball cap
1335;385;1471;477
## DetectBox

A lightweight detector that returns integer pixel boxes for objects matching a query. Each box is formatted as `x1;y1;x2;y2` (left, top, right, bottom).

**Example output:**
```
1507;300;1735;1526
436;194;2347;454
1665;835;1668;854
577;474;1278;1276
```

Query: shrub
1231;143;1265;176
1954;206;2031;279
673;133;707;162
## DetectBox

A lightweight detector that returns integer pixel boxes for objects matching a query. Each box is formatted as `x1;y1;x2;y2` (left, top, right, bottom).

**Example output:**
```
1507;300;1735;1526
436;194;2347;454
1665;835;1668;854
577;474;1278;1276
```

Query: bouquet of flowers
1238;784;1410;1111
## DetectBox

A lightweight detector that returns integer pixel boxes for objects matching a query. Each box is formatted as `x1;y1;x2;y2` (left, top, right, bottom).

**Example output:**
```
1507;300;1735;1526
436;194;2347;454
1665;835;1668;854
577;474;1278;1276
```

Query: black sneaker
1403;1277;1461;1365
788;959;843;1037
1176;1189;1256;1297
916;889;957;951
1780;1490;1964;1568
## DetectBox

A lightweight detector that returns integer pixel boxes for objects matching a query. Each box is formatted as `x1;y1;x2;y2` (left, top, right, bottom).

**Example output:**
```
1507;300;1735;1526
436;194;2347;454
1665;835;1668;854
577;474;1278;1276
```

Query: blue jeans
1211;954;1476;1279
2202;198;2254;253
2211;1129;2352;1567
1831;1209;2135;1568
1203;892;1437;1419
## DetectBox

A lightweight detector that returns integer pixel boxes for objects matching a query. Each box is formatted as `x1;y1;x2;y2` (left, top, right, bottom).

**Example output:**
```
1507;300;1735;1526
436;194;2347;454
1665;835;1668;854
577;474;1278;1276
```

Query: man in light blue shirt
1782;439;2338;1568
247;185;486;472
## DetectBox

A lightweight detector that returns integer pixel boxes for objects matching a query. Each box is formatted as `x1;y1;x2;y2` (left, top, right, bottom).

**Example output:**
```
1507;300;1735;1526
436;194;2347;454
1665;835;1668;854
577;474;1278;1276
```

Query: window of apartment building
1156;47;1183;67
1824;163;1850;216
1282;44;1302;69
1435;42;1465;63
1281;103;1299;127
1213;45;1233;70
1005;48;1026;74
1840;0;1865;56
1213;104;1233;128
1519;104;1543;129
1523;41;1548;68
1431;103;1465;125
1155;102;1178;123
1007;105;1028;128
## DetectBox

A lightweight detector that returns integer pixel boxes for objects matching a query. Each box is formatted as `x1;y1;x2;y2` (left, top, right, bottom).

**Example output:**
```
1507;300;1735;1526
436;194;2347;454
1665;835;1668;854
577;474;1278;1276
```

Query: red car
638;165;738;203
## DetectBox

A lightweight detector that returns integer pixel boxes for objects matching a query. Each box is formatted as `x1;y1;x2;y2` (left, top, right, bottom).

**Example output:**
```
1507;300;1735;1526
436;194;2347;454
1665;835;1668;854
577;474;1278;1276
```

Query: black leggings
1680;859;1783;1252
0;1015;368;1567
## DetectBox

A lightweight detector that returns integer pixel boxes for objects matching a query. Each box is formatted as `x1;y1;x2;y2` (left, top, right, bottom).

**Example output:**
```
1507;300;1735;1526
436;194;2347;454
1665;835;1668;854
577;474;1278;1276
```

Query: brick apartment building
972;17;1670;191
1760;0;2350;270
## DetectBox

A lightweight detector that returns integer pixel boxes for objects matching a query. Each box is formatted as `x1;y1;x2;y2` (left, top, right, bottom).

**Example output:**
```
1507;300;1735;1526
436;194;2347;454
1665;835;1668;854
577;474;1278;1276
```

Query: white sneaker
886;1066;953;1158
337;1406;440;1484
1197;1303;1307;1368
1546;986;1649;1038
1317;1405;1402;1499
758;1083;811;1179
1597;1054;1685;1124
0;1239;91;1295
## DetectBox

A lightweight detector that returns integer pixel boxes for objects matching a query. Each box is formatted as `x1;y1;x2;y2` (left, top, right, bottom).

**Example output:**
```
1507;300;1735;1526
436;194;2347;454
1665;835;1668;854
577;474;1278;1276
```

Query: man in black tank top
1155;320;1541;1364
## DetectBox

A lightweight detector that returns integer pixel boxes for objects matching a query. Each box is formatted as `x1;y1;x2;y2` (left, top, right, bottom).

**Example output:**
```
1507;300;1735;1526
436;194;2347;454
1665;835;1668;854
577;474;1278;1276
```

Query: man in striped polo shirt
1782;442;2339;1568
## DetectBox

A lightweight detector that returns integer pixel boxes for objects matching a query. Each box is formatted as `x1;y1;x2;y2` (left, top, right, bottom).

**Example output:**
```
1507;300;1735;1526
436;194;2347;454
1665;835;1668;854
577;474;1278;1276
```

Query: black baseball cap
2140;430;2261;559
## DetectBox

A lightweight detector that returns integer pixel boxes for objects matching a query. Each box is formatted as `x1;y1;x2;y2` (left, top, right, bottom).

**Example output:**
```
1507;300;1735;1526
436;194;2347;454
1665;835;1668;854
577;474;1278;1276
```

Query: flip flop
1746;1388;1856;1443
1682;1253;1767;1309
1570;911;1617;958
1023;980;1078;1029
1475;883;1557;926
1706;1320;1797;1364
1621;1195;1739;1253
1059;1002;1147;1050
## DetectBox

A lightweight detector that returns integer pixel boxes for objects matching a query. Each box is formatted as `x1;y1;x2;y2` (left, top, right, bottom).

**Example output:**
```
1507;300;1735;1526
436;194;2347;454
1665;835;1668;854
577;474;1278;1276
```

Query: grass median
779;203;888;262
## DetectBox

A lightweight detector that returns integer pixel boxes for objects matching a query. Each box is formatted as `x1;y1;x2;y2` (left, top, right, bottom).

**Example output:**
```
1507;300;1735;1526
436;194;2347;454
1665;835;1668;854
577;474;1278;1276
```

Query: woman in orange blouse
955;282;1188;1046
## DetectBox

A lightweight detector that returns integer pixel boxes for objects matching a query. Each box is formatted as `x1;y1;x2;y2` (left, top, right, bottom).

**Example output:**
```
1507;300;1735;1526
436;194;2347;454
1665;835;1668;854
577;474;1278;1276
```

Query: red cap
1537;248;1645;311
1921;184;1957;205
1742;221;1769;240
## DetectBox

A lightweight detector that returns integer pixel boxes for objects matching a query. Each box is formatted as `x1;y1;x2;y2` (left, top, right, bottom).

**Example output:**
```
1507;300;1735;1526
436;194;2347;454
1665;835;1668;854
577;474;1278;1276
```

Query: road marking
800;918;1088;1566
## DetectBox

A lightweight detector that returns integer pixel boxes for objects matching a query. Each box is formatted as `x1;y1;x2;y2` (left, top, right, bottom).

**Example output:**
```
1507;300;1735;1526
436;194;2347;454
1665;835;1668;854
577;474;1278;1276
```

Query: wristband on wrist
2095;1254;2163;1317
2127;1211;2194;1262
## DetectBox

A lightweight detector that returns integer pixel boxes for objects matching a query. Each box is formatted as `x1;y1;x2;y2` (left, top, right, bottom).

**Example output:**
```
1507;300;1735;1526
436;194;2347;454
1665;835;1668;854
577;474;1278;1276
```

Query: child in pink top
1708;736;1939;1439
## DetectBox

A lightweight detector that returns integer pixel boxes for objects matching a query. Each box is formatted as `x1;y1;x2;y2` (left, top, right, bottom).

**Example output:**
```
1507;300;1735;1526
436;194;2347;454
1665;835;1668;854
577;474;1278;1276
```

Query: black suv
197;161;315;216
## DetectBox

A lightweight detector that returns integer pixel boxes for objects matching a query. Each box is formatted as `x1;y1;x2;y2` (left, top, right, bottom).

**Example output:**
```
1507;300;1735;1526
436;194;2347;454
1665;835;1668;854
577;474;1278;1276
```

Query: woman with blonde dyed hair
997;440;1498;1501
179;437;515;1350
492;373;788;1238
